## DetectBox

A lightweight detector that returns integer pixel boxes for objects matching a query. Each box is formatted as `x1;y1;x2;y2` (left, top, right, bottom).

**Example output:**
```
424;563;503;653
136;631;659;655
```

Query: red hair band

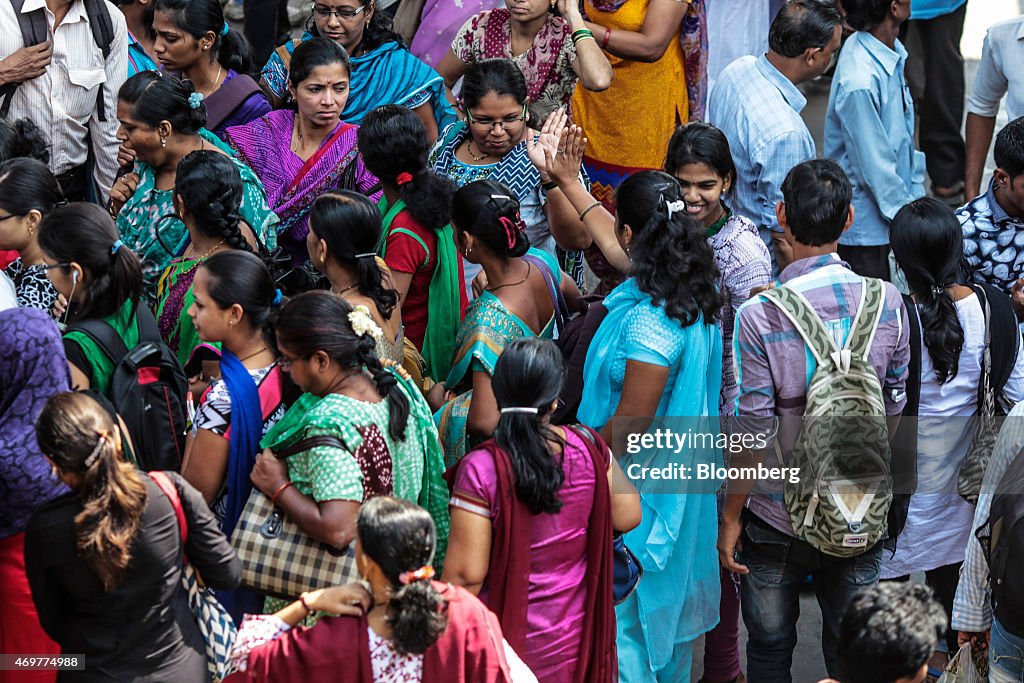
396;172;414;186
398;565;435;585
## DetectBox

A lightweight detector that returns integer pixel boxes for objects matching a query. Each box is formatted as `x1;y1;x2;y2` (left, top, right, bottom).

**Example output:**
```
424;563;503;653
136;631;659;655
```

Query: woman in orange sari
571;0;706;292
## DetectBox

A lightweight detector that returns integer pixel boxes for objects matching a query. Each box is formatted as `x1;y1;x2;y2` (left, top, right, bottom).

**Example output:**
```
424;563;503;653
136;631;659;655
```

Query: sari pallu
228;110;382;265
156;256;220;369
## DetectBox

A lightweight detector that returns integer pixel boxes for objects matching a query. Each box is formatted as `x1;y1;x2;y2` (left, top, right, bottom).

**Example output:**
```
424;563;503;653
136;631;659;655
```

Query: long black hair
119;71;207;134
0;117;49;164
616;171;722;326
0;158;64;217
492;337;566;515
153;0;256;75
450;179;529;258
664;122;736;187
37;203;143;321
357;105;455;231
356;497;446;656
275;291;409;440
175;151;253;254
890;197;965;383
305;0;404;53
199;251;279;349
308;190;398;321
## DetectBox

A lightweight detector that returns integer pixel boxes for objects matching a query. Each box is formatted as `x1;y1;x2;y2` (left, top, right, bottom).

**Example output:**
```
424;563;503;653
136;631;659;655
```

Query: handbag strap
274;434;349;460
968;284;994;411
149;471;187;546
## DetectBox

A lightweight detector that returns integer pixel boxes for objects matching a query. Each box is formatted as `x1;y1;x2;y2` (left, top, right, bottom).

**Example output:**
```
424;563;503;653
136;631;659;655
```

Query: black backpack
0;0;115;120
69;306;188;472
983;446;1024;637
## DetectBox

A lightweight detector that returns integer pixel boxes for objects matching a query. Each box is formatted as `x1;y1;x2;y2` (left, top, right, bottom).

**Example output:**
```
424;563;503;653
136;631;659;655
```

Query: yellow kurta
571;0;688;172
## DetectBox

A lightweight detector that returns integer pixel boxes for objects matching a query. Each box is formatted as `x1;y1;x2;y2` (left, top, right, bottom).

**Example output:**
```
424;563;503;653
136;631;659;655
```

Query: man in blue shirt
825;0;925;280
710;0;843;276
904;1;968;204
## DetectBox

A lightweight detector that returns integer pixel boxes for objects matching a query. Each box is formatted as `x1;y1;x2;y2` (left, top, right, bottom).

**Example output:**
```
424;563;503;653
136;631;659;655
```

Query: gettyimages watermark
606;414;1024;497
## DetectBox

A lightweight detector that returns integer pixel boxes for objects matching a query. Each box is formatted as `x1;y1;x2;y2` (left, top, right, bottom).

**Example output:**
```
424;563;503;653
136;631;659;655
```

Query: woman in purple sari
228;39;381;264
410;0;503;68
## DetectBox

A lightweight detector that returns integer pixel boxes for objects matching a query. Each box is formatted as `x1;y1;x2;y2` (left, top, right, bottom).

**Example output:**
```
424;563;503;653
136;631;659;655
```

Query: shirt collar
856;32;907;76
23;0;88;23
756;53;808;114
778;252;846;284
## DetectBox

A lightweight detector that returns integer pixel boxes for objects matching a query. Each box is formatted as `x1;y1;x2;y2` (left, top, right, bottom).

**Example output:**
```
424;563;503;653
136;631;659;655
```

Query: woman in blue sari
434;179;578;465
259;0;455;140
577;171;724;682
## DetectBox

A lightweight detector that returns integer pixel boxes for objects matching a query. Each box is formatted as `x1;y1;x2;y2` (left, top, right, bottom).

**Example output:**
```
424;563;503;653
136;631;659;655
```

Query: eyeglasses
466;105;528;131
0;214;19;222
311;3;366;20
277;354;308;370
37;262;71;271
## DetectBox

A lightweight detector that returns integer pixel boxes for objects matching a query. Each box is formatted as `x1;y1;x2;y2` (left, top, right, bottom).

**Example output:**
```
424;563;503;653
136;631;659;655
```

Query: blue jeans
991;619;1024;683
739;510;882;683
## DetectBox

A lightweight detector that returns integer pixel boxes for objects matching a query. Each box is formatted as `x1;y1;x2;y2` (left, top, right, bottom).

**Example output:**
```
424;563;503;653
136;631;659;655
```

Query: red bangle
300;593;313;615
270;481;293;506
601;27;611;50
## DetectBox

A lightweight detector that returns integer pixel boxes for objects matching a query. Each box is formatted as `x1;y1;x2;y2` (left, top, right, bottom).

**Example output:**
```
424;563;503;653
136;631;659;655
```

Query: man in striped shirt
720;159;911;682
0;0;127;199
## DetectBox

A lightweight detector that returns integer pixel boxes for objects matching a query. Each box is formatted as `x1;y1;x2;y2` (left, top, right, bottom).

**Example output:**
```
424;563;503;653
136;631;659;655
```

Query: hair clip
500;406;539;414
272;289;283;305
497;215;521;250
220;21;230;36
188;92;205;110
398;565;435;585
395;172;413;186
354;252;376;259
111;239;124;255
665;199;686;220
489;194;511;201
83;434;107;469
931;285;944;296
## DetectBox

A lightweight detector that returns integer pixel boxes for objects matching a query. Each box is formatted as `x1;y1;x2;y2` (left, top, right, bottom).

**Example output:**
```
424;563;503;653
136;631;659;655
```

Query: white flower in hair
348;304;383;339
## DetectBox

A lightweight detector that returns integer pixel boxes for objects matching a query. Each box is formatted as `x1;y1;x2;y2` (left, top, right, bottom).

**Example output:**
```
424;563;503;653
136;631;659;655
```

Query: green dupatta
377;196;462;381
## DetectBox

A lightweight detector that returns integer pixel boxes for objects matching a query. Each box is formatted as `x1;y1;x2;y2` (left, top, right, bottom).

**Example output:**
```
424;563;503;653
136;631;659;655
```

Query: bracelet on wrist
542;179;559;191
579;201;602;221
601;27;612;50
299;593;313;615
270;481;294;506
571;28;594;45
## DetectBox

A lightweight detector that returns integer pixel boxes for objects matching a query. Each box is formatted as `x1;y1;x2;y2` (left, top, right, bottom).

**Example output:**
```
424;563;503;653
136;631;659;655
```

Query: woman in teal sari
259;0;456;140
435;179;579;465
109;72;278;300
577;171;723;682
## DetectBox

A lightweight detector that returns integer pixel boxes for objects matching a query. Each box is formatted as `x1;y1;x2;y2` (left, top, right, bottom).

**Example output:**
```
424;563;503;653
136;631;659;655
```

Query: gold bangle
579;201;602;221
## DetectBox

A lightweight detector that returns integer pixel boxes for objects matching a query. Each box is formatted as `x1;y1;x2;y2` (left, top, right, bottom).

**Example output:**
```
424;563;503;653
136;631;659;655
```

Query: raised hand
527;107;570;176
544;125;588;187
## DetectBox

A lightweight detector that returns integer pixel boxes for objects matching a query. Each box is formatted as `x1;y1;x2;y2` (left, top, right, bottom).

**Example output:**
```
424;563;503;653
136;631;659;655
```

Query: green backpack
761;277;893;558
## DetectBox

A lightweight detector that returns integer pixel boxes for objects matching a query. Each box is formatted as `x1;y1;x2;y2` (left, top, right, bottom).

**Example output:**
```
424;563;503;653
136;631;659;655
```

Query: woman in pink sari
228;38;381;264
410;0;503;68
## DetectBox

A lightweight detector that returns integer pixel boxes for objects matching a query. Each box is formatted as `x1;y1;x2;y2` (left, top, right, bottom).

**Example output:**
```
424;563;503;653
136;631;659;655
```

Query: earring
27;225;34;236
160;136;167;148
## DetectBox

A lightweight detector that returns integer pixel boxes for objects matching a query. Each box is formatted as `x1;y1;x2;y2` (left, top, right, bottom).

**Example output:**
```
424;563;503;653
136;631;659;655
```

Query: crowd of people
3;0;1024;681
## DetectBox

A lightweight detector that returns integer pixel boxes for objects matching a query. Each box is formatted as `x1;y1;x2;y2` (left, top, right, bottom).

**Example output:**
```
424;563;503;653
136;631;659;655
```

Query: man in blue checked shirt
710;0;843;276
825;0;926;281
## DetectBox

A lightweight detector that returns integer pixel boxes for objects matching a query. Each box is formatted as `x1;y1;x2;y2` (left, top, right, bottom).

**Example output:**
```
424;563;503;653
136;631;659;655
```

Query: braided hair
174;150;253;253
275;291;410;441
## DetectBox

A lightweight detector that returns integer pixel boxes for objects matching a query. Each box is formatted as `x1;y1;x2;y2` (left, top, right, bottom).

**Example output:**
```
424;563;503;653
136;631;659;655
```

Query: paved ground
690;3;1018;681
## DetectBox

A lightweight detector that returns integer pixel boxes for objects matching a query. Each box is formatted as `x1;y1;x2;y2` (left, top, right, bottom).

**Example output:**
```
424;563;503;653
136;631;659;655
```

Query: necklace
466;140;494;162
331;282;359;297
186;238;225;262
237;345;269;363
203;64;224;98
486;261;531;292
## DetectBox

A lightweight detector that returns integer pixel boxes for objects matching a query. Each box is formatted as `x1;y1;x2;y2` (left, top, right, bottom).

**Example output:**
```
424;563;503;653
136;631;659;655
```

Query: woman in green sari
155;150;260;370
250;291;450;613
434;179;579;465
108;71;278;300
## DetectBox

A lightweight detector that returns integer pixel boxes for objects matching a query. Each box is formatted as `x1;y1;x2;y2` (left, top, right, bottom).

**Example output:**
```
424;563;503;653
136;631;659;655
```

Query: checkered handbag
231;436;361;600
148;472;237;682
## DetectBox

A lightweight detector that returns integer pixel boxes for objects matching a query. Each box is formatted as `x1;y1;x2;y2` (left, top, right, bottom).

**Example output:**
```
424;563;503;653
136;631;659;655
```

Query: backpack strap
148;471;187;545
204;74;263;132
1;0;48;119
273;435;349;460
69;317;131;366
760;285;839;368
82;0;114;122
901;294;922;418
844;277;886;360
972;283;1020;401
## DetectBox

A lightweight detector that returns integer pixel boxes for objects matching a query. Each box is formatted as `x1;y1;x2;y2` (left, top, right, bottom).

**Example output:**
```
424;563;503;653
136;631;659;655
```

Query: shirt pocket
63;64;106;120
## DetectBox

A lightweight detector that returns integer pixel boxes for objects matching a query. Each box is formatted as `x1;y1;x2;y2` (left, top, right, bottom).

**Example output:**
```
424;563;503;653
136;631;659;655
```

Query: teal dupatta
578;278;724;670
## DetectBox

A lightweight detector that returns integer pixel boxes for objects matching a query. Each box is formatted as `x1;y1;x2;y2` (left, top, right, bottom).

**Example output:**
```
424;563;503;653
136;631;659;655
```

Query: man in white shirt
965;15;1024;199
0;0;127;199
